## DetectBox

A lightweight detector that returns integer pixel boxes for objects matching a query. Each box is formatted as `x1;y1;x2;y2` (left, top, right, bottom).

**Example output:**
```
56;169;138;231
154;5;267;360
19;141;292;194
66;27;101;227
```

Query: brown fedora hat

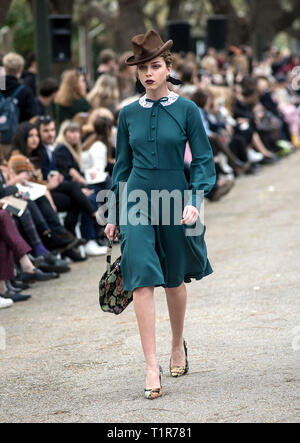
125;29;173;66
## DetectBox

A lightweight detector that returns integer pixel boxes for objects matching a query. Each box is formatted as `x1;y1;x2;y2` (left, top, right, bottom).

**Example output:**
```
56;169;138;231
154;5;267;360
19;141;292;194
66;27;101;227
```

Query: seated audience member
81;116;113;192
0;208;58;305
7;123;79;254
87;74;120;115
31;116;99;244
178;64;197;98
117;52;137;101
55;69;91;125
273;76;300;148
81;116;113;244
81;108;116;176
233;86;278;164
96;49;118;80
0;159;73;254
0;166;70;274
191;88;250;177
54;121;108;255
256;76;292;143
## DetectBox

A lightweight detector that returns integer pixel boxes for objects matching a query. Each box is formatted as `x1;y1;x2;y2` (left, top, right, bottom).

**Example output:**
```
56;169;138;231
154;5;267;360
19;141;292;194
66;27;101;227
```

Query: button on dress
107;92;217;292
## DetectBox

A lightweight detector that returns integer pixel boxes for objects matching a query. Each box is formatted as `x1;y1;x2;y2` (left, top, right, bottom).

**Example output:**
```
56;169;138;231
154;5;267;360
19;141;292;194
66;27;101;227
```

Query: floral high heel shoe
170;339;189;377
144;365;163;400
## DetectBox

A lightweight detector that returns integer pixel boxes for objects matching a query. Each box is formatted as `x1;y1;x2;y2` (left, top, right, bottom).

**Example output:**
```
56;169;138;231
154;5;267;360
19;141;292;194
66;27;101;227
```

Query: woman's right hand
82;188;94;197
105;224;119;241
70;168;88;186
16;172;31;184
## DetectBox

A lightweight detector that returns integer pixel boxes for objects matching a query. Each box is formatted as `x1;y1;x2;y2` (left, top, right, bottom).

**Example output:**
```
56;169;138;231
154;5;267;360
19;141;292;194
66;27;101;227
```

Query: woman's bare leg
165;282;187;366
19;255;35;273
0;281;7;294
252;132;273;157
133;286;160;389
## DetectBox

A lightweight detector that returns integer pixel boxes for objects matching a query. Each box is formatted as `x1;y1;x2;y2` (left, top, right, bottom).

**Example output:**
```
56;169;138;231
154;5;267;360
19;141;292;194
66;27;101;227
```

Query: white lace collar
139;91;180;108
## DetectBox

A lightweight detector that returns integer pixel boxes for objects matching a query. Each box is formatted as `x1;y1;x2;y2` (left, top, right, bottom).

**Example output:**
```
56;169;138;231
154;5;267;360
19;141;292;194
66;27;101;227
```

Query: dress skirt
118;167;213;292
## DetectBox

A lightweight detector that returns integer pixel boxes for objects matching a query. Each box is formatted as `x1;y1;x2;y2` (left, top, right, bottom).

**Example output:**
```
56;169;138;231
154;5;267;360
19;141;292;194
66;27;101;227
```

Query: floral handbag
99;239;133;315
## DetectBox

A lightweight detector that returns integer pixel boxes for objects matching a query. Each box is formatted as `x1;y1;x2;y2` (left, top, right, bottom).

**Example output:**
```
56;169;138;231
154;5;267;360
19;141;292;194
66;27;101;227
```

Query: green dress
107;92;216;292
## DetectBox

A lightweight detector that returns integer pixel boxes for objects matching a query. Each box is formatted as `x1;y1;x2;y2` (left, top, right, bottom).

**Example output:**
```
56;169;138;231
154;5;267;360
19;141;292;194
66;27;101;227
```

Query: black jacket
0;170;18;198
22;71;37;96
260;91;280;117
1;75;37;123
54;144;83;181
34;97;47;116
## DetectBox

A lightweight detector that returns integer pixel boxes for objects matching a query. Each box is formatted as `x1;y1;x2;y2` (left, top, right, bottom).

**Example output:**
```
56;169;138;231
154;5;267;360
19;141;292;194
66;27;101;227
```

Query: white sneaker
85;240;108;257
247;148;264;163
0;296;14;309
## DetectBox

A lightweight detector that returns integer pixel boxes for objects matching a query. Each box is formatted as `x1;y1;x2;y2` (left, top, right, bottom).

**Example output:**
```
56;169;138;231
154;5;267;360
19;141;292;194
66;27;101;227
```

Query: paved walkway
1;152;300;423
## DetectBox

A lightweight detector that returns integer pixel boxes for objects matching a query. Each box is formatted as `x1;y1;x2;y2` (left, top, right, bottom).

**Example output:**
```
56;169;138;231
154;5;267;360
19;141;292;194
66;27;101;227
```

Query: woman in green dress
105;30;216;399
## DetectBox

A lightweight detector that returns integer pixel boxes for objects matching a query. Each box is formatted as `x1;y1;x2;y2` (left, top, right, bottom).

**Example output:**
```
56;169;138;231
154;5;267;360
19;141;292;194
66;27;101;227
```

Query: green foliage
2;0;34;56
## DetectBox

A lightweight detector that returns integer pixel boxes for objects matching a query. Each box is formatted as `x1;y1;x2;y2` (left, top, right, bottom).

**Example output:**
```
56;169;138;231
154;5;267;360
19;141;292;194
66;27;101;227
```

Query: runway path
1;151;300;423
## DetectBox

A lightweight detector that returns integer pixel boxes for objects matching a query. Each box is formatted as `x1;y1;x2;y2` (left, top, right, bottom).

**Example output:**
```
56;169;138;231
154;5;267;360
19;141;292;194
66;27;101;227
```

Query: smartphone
1;197;28;217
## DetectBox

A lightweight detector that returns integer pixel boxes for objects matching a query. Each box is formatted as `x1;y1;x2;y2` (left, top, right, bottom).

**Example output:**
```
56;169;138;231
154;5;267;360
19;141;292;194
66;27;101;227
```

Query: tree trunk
0;0;12;26
115;0;146;52
209;0;251;46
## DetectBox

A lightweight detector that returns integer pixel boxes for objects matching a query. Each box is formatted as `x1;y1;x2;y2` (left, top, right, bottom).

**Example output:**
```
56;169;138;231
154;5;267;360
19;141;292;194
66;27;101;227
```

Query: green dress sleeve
186;102;216;209
107;107;133;225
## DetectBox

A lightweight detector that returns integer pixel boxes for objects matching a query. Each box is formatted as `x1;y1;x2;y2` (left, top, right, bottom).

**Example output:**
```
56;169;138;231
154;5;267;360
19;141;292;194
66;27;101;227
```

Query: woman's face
27;128;40;152
137;57;172;91
79;74;87;95
65;129;81;146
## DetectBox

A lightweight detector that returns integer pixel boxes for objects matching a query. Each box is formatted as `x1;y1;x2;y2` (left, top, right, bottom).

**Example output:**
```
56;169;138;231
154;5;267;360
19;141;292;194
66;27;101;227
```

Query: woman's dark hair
39;78;59;97
10;122;39;157
181;66;194;84
191;89;209;108
82;116;113;162
242;87;256;98
25;51;36;70
99;49;117;65
94;116;113;156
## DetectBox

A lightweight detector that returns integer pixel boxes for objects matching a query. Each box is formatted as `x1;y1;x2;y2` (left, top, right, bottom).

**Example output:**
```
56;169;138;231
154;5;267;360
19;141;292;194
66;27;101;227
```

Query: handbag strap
106;239;113;273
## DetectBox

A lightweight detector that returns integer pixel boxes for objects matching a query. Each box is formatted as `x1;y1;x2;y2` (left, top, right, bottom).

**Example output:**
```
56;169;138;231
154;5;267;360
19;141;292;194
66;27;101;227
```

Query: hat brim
125;40;173;66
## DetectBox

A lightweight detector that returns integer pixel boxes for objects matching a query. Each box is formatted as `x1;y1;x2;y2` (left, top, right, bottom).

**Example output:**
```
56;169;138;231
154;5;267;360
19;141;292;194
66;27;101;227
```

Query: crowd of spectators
0;43;299;310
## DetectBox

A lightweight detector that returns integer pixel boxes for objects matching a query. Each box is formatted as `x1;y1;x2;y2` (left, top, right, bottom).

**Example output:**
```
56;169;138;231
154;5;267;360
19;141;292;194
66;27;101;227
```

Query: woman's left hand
181;205;199;225
82;188;94;197
47;174;61;190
